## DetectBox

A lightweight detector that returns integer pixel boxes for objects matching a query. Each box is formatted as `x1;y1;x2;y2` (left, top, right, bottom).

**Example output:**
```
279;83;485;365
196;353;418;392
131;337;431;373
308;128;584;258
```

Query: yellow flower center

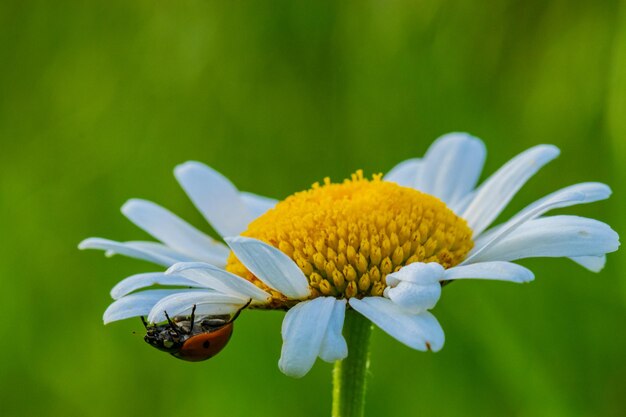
226;171;473;302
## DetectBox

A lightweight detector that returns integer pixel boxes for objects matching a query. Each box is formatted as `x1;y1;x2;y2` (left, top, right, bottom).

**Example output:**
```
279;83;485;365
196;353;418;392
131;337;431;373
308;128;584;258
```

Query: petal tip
426;338;444;352
120;198;147;216
78;237;100;250
434;132;487;155
174;161;217;182
174;160;203;173
520;270;535;283
102;309;116;325
540;144;561;158
439;131;483;143
278;361;307;379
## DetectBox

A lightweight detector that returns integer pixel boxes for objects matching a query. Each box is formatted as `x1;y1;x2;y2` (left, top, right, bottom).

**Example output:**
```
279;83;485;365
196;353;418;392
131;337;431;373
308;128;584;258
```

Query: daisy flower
80;132;619;378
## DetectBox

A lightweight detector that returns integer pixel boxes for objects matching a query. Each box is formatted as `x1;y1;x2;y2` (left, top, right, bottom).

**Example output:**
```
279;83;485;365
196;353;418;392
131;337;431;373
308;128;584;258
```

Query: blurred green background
1;1;625;416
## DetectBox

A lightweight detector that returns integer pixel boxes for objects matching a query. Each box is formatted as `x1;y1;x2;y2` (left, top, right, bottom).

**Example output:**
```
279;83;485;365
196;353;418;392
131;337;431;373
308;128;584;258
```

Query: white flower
80;133;619;378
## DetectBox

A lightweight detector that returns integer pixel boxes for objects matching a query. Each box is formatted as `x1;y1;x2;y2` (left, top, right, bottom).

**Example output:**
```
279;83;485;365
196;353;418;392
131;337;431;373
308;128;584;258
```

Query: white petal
467;182;611;263
166;262;271;303
120;241;203;263
461;145;560;236
385;262;444;287
319;299;348;363
415;133;486;207
103;289;183;324
570;255;606;272
384;158;421;188
444;262;534;283
470;215;620;263
121;199;229;266
148;291;247;323
279;297;336;378
79;238;184;267
174;161;254;237
110;272;201;300
349;297;444;352
385;281;441;314
226;237;311;299
240;192;278;218
383;263;444;314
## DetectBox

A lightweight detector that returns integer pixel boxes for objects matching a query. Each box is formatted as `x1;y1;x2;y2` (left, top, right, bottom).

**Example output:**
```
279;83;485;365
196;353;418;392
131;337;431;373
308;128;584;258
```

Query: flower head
80;132;619;378
227;171;473;299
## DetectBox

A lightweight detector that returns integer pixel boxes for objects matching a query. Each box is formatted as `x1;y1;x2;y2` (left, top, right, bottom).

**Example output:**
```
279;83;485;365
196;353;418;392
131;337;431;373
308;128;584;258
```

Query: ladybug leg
228;298;252;324
140;316;149;329
188;304;197;335
164;311;182;335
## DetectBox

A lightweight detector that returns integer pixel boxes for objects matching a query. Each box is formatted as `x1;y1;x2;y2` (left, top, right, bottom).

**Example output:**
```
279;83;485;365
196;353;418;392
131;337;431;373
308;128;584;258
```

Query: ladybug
141;299;251;362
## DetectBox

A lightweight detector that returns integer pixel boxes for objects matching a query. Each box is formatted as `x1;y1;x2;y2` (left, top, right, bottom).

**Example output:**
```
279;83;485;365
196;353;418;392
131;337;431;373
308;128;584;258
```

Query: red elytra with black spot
173;323;234;362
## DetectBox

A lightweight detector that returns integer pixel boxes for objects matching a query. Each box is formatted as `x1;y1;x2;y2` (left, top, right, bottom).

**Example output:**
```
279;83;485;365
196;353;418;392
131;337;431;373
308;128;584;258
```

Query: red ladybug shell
174;322;234;362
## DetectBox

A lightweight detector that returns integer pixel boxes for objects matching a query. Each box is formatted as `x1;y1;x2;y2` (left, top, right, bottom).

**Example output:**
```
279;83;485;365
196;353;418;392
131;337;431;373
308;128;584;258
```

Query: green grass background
1;1;625;416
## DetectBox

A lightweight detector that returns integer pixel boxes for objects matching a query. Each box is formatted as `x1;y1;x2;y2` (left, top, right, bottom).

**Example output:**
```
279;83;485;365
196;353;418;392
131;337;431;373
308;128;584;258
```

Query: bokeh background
1;1;625;416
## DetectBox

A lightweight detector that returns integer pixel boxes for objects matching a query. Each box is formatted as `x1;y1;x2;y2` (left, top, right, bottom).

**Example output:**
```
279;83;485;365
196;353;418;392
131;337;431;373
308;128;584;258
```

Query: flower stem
332;310;373;417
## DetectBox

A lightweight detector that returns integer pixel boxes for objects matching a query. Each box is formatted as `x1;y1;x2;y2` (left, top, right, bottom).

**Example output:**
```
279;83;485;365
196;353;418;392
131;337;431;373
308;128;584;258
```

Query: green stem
332;310;374;417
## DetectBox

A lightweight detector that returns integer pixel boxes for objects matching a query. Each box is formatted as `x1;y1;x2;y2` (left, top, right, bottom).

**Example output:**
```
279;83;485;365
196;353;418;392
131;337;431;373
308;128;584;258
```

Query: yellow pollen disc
226;171;474;303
